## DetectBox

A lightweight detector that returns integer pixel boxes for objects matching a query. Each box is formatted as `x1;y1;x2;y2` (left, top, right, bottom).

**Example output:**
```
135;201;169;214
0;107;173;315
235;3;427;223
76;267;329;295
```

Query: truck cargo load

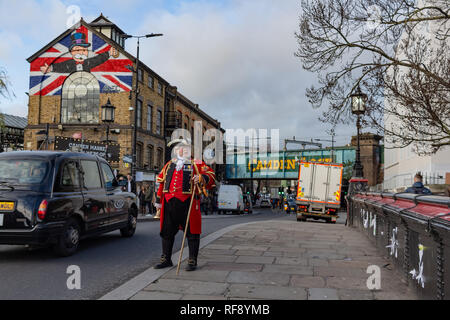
296;161;343;223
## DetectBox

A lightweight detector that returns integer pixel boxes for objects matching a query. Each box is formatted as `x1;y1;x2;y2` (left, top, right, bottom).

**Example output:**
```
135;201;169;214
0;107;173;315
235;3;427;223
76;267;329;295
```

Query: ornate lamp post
350;86;367;178
101;98;115;162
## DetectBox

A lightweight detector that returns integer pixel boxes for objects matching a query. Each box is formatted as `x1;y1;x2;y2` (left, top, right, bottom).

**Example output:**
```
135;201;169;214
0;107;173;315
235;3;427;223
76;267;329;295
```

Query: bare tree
0;67;14;100
295;0;449;154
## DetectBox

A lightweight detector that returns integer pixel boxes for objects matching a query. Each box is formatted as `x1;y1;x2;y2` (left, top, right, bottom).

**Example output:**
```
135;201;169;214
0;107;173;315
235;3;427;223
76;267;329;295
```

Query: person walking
138;184;147;215
153;139;216;271
126;174;136;194
144;184;154;216
405;173;432;195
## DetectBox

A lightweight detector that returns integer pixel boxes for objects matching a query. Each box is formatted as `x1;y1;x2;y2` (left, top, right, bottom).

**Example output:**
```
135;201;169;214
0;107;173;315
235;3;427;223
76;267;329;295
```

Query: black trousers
160;197;200;259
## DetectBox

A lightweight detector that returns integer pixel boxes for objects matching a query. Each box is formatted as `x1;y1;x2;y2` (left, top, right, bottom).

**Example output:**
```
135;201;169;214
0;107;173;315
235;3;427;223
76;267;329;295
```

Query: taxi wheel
120;210;137;237
53;218;80;257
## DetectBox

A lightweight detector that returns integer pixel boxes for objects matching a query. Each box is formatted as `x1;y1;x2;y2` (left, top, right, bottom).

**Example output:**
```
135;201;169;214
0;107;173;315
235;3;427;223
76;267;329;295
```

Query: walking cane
176;183;198;276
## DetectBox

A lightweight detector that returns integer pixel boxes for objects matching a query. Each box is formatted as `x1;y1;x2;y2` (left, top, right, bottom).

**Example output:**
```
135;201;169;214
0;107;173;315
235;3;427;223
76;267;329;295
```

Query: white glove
154;203;162;209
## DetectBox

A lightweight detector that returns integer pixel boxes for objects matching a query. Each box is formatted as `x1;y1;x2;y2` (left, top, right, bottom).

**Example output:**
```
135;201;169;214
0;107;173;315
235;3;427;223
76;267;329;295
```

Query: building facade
24;14;223;185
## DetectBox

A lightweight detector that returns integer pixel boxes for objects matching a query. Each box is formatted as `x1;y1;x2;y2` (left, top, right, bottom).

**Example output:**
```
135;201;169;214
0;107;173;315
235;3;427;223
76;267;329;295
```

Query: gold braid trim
156;161;171;183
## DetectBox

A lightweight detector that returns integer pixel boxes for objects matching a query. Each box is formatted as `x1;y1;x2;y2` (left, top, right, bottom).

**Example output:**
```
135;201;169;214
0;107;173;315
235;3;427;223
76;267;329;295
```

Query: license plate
0;202;14;212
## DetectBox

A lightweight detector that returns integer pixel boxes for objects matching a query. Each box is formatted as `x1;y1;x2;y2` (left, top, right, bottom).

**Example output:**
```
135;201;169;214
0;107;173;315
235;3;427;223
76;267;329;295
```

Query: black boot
185;236;200;271
154;238;174;269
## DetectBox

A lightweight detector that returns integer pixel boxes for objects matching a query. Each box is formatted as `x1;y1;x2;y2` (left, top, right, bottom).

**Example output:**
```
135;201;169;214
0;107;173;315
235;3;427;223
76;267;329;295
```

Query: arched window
61;71;100;124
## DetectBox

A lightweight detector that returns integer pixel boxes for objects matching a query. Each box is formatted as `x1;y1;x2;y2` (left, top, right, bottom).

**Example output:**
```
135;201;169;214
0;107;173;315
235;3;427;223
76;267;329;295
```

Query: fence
347;192;450;299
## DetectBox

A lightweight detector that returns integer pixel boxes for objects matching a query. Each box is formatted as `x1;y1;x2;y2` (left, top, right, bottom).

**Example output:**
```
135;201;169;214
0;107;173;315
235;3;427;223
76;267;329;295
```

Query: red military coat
156;159;216;234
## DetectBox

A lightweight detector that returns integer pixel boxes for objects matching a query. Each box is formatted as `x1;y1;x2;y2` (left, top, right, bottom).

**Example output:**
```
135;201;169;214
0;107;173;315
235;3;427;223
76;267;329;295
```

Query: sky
0;0;356;148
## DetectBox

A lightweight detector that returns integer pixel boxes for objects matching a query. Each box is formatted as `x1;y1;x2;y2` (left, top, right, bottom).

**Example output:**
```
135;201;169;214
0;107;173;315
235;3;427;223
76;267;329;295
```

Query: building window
61;71;100;124
148;76;154;89
138;68;143;83
147;145;154;168
156;110;162;135
177;111;182;128
147;104;153;132
137;99;142;128
157;82;163;95
136;143;143;168
157;147;163;170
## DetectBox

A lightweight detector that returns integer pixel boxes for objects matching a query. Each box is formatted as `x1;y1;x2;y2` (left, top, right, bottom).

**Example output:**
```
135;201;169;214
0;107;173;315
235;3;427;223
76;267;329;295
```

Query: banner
54;136;120;162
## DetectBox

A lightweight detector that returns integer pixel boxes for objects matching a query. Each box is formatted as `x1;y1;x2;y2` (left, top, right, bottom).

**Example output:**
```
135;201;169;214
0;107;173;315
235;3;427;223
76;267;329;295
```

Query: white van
217;184;244;214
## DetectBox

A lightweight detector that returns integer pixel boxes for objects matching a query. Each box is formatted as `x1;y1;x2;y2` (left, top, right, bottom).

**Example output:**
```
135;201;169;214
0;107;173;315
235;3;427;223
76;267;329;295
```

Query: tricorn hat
167;138;190;148
69;32;91;51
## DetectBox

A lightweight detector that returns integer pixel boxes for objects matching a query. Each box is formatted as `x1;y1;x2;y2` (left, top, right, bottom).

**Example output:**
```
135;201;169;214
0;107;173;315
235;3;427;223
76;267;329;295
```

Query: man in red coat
154;139;216;271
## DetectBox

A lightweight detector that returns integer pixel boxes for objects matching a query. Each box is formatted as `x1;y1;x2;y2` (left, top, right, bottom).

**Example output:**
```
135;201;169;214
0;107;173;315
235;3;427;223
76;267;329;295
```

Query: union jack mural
29;25;133;96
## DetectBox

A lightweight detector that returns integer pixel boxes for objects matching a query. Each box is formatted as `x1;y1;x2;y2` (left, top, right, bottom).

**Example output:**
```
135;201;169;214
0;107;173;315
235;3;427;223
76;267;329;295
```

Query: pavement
102;218;418;300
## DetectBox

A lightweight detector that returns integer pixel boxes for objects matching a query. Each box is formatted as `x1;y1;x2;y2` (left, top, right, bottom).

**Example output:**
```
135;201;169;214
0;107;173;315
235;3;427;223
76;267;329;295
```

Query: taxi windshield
0;159;49;185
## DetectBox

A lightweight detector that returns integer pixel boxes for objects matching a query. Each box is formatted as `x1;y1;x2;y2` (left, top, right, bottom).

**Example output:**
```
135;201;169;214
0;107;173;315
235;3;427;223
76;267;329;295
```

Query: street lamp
350;86;367;178
121;33;163;181
101;98;116;162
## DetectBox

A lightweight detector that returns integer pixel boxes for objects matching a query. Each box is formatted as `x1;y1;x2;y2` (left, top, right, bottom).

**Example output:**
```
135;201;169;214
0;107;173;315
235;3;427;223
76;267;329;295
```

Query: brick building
24;14;223;184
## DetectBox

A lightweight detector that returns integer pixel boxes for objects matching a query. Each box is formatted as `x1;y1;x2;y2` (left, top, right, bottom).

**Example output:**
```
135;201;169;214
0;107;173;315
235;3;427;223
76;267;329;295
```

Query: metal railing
347;192;450;300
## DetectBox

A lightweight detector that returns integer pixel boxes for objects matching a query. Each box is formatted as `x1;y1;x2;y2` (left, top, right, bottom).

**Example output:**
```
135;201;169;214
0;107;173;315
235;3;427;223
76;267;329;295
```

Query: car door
79;159;109;231
52;158;84;224
99;162;129;225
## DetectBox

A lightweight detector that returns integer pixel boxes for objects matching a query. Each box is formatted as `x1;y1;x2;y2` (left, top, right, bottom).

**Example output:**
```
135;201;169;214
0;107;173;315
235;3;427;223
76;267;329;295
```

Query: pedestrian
200;194;208;215
118;175;126;192
144;184;154;216
153;138;216;271
138;184;147;215
126;174;136;194
405;173;432;195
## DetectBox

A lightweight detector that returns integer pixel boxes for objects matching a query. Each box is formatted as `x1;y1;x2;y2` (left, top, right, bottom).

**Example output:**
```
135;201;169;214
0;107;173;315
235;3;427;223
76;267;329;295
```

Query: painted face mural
29;25;132;96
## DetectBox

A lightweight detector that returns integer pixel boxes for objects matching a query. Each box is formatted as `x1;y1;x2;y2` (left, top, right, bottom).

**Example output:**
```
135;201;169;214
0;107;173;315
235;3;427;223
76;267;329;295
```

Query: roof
89;13;126;35
0;150;104;161
1;114;27;129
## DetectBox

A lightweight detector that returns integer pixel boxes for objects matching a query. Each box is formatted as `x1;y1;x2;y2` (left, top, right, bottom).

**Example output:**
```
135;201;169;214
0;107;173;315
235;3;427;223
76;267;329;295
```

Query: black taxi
0;151;138;256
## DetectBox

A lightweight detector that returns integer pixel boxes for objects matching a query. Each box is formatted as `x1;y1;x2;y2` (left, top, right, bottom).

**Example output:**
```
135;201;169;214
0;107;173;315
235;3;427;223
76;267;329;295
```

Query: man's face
127;175;132;181
177;145;191;159
71;46;89;62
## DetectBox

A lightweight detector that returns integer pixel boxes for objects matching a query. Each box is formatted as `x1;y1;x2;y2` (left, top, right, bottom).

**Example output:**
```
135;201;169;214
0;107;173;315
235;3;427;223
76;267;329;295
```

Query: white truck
296;161;343;223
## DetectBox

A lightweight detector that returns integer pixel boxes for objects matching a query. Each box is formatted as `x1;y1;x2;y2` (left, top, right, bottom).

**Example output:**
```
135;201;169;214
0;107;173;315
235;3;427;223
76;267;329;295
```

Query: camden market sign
247;156;332;172
54;136;120;162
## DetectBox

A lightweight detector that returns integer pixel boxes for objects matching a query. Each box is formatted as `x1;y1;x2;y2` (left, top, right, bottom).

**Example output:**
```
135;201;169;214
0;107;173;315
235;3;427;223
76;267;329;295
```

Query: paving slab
235;256;275;264
202;262;263;272
308;288;339;300
227;271;291;286
113;220;418;301
290;276;326;288
273;257;308;267
227;284;307;300
263;264;313;276
235;250;263;256
163;270;230;282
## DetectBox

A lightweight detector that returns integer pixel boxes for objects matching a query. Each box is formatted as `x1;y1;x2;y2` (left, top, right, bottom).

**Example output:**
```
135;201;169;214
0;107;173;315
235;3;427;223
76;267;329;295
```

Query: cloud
134;0;355;145
0;0;355;146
